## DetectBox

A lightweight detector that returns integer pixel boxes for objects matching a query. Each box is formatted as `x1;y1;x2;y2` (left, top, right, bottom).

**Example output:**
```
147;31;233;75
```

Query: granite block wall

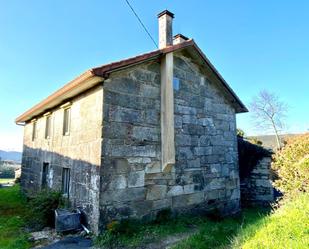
240;156;274;206
21;85;103;233
99;52;240;228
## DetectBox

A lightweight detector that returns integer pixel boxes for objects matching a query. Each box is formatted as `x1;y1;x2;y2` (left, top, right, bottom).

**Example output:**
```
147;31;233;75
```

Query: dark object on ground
55;209;81;233
37;236;92;249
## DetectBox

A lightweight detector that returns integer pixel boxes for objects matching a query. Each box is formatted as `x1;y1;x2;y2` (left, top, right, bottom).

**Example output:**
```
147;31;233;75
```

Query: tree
250;90;287;150
237;128;245;138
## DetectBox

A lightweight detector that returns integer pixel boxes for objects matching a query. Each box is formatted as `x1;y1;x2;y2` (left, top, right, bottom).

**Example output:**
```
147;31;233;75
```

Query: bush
0;165;15;178
26;189;63;230
272;133;309;195
238;137;271;180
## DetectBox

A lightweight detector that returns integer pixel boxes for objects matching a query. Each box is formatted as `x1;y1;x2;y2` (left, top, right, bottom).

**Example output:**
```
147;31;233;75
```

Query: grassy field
96;208;271;248
232;193;309;249
1;185;308;249
0;185;31;249
96;194;309;249
0;178;15;184
174;194;309;249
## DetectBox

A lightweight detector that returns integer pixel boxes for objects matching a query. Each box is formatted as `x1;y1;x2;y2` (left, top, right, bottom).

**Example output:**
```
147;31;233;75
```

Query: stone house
16;10;248;233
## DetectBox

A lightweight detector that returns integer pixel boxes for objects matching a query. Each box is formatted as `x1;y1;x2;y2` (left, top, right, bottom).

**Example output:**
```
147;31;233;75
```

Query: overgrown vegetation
26;189;63;230
0;165;15;178
236;193;309;248
96;208;271;249
0;185;31;249
0;185;63;249
272;133;309;195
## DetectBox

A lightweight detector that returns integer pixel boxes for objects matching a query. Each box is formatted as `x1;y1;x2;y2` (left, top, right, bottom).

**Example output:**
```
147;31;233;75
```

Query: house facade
16;10;247;233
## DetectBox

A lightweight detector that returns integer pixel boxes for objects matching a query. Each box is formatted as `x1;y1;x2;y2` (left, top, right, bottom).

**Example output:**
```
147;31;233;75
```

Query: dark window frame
42;162;49;188
62;168;70;196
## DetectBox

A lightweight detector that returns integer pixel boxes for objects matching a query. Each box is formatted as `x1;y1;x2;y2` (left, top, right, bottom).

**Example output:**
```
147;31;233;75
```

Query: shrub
272;133;309;195
26;189;63;230
238;136;271;180
0;165;15;178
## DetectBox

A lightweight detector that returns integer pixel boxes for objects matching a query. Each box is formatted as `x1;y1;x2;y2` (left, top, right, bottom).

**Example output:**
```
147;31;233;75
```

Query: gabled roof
15;39;247;124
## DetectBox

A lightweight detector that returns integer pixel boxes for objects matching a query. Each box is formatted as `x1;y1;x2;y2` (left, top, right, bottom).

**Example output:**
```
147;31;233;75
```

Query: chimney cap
173;34;189;40
157;10;175;18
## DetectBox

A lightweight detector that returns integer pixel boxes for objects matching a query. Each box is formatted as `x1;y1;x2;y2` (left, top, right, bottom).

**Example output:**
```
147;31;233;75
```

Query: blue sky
1;0;308;151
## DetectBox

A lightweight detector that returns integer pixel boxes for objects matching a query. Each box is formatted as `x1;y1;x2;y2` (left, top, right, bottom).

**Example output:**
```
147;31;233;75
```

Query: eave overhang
15;39;247;125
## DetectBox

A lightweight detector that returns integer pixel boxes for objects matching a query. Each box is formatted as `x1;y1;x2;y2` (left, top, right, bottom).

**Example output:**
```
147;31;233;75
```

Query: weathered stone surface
207;178;225;190
109;175;127;190
110;145;157;157
152;198;172;210
102;188;146;204
167;185;184;197
128;171;145;188
146;185;167;201
241;156;274;206
132;127;159;142
145;161;161;173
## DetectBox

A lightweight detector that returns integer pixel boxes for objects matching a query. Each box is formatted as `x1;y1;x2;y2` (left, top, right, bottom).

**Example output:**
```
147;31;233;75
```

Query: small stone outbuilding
16;10;248;233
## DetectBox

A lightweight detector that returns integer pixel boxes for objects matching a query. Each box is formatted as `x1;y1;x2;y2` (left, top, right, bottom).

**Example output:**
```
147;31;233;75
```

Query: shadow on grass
173;207;271;249
95;207;271;249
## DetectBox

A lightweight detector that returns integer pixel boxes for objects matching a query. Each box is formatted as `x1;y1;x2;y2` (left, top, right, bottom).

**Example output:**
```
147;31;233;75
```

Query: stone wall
21;85;103;233
240;156;274;206
99;52;240;228
172;53;240;215
100;61;162;227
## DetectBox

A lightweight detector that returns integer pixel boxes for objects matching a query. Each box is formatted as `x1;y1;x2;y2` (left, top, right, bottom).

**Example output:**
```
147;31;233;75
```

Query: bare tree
250;90;287;150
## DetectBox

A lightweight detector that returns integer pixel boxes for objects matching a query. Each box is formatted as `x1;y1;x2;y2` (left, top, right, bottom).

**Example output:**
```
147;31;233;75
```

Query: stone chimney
173;34;189;45
158;10;174;49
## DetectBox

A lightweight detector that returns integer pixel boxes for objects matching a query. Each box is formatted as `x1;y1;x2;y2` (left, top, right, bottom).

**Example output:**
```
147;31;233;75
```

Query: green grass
175;193;309;249
0;185;32;249
96;194;309;249
172;208;269;249
95;208;271;248
96;215;203;248
232;193;309;249
0;178;15;184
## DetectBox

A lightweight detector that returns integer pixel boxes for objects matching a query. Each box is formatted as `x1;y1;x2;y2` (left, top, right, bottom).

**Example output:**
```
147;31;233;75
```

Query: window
62;168;70;195
42;162;49;188
32;121;37;141
63;108;71;136
173;77;180;91
45;115;52;139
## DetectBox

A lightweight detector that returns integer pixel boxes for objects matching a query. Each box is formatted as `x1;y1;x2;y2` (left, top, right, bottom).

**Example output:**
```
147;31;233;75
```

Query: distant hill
0;150;22;163
248;134;301;150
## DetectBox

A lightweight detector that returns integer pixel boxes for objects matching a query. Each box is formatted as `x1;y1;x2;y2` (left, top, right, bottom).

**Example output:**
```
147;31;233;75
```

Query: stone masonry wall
100;61;162;227
172;53;240;215
21;85;103;233
240;156;274;206
99;52;240;228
